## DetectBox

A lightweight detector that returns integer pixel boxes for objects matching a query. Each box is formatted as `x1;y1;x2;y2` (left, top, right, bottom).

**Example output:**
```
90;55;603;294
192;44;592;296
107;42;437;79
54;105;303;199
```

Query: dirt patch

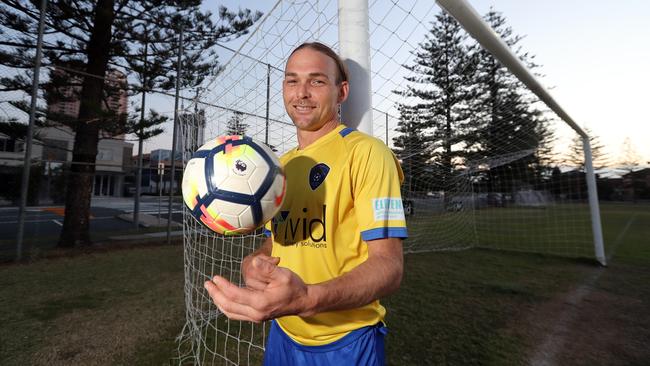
522;263;650;366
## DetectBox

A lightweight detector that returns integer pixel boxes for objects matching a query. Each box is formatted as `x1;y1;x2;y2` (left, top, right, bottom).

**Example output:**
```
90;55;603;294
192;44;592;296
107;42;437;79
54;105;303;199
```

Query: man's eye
311;80;325;85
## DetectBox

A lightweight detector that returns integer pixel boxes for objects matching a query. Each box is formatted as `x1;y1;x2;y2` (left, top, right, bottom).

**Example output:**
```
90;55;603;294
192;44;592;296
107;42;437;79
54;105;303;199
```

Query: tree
619;137;641;169
225;111;249;136
470;10;552;192
0;0;262;246
392;104;433;194
564;127;609;170
395;10;477;192
0;118;34;140
619;137;642;201
126;109;167;142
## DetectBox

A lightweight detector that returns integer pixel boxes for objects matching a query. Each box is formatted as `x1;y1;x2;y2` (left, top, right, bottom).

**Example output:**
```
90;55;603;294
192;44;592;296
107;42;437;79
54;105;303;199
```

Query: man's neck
296;119;340;150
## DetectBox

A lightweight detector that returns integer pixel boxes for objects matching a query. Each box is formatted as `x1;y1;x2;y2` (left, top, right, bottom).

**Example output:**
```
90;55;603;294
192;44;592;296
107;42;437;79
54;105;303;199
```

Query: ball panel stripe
245;139;282;201
191;195;208;221
193;136;247;160
191;149;211;159
251;201;263;227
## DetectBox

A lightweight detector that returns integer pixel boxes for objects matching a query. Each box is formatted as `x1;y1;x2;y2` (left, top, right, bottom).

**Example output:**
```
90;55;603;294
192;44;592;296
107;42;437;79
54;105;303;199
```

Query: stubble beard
290;107;337;132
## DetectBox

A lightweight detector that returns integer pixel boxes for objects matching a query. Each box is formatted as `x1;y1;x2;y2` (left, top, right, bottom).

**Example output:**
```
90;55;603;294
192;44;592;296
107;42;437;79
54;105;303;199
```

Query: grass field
0;202;648;365
405;202;599;258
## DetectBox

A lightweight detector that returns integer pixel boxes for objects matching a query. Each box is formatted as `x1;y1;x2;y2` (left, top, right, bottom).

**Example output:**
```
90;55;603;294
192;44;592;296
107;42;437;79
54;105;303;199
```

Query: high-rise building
47;68;128;128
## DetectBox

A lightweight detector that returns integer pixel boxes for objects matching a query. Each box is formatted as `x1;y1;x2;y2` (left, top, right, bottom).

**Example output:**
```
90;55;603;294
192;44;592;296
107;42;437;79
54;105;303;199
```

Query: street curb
108;230;183;241
115;213;182;228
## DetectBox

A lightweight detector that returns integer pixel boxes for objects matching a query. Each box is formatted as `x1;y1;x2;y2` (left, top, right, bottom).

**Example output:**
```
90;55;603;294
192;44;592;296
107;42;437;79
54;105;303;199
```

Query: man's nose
297;82;310;99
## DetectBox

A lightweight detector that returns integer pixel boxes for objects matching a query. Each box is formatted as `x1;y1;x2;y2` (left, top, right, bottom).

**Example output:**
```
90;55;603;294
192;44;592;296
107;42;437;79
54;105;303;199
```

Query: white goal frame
436;0;606;265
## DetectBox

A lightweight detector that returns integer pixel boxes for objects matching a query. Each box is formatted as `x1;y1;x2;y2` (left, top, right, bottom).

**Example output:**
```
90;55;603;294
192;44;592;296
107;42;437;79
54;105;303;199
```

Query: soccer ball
182;135;286;235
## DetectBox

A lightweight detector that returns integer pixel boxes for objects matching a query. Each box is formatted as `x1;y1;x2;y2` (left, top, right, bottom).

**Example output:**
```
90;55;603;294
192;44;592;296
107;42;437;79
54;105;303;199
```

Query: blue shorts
263;321;387;366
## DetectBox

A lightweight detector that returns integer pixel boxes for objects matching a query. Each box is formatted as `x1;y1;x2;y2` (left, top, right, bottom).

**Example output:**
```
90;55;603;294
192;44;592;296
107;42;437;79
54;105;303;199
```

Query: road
0;196;184;246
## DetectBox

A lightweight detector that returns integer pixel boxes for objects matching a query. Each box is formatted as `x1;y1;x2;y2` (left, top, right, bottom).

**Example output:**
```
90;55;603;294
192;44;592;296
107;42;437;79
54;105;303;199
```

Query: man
204;42;408;365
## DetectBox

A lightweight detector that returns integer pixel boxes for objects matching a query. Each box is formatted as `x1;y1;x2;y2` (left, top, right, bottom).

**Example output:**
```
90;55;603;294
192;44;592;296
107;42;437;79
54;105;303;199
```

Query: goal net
176;0;600;364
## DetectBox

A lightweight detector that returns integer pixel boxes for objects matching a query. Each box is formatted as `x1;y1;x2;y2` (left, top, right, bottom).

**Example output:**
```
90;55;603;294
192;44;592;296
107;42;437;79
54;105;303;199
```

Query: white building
43;67;133;197
38;126;133;197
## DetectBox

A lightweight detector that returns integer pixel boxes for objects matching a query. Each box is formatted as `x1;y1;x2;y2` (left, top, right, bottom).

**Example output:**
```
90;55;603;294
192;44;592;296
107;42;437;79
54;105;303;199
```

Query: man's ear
338;81;350;104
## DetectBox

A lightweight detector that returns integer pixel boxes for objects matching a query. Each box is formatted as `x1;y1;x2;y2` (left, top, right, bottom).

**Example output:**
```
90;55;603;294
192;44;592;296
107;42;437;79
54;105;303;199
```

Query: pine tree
564;127;609;170
619;137;642;201
392;104;432;193
225;111;249;136
470;10;552;192
0;0;262;247
618;137;641;170
0;118;34;141
394;11;477;193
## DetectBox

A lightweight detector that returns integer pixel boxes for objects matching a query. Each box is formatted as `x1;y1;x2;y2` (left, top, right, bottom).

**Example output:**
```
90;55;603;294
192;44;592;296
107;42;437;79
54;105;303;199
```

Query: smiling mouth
294;105;315;112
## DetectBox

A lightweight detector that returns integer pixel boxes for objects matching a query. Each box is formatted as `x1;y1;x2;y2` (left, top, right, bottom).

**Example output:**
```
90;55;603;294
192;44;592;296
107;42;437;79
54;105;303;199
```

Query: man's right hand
242;254;280;290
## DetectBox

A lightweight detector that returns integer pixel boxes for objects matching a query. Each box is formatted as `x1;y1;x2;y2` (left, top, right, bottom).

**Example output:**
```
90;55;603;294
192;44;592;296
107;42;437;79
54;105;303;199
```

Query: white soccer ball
182;135;286;235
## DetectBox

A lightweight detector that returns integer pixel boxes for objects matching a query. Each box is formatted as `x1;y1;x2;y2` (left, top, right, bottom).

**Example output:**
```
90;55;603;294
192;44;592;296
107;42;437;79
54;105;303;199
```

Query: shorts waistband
270;320;385;353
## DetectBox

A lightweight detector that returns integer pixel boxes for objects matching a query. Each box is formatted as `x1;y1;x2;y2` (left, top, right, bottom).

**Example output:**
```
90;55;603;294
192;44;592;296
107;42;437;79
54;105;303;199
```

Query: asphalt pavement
0;196;185;251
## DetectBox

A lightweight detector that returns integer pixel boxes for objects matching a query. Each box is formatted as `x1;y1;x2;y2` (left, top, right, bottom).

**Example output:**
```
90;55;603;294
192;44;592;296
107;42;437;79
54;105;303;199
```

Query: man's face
283;48;348;132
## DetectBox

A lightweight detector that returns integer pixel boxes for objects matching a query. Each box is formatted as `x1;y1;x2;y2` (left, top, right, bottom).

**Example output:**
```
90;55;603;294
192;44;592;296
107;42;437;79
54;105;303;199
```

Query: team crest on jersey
309;163;330;190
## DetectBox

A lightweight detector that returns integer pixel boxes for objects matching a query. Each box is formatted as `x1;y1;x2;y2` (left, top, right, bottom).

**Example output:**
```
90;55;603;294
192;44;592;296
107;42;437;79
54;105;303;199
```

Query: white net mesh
176;1;596;364
178;219;267;365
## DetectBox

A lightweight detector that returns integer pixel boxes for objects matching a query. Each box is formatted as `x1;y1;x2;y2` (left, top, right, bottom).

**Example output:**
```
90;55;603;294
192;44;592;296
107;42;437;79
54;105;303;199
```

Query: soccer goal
176;0;605;364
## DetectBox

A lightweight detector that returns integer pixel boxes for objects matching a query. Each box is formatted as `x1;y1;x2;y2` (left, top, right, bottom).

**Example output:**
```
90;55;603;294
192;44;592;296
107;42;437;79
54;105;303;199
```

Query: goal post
338;0;373;134
436;0;606;266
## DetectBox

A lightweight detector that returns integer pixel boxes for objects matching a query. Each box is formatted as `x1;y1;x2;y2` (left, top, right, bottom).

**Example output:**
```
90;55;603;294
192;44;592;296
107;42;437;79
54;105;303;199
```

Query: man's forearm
299;238;403;317
207;238;403;323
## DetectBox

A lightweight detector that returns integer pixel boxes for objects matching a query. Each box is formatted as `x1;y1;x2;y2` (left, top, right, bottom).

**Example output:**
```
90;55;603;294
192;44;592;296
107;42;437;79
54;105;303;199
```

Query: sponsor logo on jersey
273;205;327;243
309;163;330;190
372;197;406;221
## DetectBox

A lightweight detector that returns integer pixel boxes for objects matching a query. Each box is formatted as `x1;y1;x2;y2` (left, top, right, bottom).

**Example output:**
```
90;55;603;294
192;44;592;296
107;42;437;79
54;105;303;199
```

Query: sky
143;0;650;164
468;0;650;164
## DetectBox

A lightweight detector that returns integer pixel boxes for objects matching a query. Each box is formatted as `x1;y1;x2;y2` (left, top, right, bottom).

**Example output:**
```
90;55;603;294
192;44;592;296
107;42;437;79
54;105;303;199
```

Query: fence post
167;24;184;244
16;0;47;261
265;63;271;145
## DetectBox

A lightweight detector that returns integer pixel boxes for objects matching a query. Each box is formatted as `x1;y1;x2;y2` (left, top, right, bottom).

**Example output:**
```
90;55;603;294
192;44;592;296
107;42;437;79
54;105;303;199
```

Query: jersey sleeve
351;139;408;241
263;220;272;237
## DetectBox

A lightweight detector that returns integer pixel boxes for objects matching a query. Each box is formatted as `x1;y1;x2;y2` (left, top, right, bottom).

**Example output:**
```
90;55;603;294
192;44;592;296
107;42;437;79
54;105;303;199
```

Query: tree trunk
58;0;115;247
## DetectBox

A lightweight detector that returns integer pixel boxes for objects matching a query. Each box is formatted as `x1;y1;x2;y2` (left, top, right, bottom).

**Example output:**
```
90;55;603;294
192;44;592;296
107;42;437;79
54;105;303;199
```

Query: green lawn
384;249;594;365
405;202;646;260
0;246;186;365
0;202;648;365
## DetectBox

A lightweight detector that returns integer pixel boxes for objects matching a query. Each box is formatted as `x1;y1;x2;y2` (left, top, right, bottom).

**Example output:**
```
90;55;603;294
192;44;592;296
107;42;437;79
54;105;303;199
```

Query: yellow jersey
264;124;408;346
